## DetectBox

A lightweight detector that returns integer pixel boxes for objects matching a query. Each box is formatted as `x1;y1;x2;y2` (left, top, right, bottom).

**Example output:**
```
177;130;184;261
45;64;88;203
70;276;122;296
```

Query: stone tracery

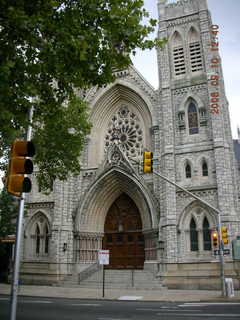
104;105;143;159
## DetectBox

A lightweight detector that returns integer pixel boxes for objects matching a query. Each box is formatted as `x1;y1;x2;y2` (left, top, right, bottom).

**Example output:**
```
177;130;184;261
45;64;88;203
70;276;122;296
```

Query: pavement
1;283;240;302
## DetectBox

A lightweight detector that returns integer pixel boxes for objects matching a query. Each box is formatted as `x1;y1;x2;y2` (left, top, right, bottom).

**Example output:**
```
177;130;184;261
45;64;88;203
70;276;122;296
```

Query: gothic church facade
22;0;240;289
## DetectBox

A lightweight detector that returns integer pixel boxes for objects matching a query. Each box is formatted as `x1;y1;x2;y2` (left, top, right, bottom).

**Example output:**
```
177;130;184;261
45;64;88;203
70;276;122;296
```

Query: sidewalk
1;283;240;302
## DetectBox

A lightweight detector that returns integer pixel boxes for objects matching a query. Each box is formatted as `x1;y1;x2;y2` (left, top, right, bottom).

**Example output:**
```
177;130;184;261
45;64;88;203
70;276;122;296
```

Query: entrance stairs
62;268;164;290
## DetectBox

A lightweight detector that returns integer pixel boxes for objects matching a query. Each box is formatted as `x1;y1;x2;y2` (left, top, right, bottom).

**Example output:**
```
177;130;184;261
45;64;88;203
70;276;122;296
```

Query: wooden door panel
103;194;145;269
104;231;144;269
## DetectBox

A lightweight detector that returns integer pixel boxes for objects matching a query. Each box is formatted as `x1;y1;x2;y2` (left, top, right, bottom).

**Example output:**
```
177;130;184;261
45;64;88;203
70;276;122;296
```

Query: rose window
104;106;143;158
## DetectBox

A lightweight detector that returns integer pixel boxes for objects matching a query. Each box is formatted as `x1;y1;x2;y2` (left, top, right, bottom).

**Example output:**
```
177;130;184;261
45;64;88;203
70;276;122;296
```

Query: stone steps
63;269;164;290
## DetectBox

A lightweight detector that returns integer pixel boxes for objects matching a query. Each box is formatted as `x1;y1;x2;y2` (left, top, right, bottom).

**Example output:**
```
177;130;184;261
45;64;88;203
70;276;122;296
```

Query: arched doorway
103;193;145;269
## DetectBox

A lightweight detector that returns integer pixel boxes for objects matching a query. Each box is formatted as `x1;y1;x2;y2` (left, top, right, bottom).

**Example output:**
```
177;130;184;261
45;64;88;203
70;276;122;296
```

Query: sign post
98;250;109;298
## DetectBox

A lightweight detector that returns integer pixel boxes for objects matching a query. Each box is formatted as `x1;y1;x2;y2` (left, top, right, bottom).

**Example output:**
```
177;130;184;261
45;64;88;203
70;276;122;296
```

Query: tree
0;187;17;281
0;0;165;191
0;187;17;239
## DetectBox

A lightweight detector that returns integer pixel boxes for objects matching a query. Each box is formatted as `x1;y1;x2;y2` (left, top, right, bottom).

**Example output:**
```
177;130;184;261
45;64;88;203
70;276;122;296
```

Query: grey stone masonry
21;0;240;288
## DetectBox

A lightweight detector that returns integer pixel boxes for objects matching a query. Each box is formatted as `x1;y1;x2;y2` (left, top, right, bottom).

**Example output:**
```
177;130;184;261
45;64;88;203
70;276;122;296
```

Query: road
1;295;240;320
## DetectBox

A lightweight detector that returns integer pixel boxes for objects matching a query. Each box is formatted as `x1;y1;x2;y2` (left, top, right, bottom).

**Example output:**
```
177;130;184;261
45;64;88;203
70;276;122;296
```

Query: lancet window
188;102;199;134
172;31;186;76
190;218;199;251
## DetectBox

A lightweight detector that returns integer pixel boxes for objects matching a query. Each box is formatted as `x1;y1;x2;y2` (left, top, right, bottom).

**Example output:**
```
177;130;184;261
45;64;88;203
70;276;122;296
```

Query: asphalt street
1;296;240;320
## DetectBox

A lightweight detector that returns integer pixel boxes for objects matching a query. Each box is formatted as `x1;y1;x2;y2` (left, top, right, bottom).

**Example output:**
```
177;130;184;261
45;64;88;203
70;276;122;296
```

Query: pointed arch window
180;209;214;255
203;217;211;250
202;161;208;177
190;218;199;251
44;225;49;254
172;31;186;76
185;162;192;178
30;213;50;258
188;27;203;73
188;102;199;134
36;225;40;255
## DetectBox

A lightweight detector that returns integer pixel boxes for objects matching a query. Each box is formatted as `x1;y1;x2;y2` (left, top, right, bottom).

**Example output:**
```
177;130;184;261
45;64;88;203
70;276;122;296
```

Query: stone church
22;0;240;289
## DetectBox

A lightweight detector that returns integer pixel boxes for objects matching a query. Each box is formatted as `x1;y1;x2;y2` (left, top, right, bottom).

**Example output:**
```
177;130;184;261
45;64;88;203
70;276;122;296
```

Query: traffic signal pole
10;195;26;320
10;106;34;320
151;169;226;297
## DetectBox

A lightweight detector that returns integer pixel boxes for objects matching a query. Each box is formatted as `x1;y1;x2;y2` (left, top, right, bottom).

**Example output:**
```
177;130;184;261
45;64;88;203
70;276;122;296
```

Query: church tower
156;0;239;286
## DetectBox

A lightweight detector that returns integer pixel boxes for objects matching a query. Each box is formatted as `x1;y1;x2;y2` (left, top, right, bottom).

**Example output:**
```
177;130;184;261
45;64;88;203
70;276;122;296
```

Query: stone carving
104;105;143;159
28;202;54;209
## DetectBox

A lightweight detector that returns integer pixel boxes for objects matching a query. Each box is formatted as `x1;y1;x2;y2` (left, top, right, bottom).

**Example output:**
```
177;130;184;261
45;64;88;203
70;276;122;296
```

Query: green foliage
0;188;17;238
34;96;91;189
0;0;165;191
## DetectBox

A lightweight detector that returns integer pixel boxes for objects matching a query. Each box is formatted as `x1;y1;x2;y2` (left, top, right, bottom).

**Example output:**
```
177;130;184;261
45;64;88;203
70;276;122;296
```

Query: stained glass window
104;105;143;159
188;103;199;134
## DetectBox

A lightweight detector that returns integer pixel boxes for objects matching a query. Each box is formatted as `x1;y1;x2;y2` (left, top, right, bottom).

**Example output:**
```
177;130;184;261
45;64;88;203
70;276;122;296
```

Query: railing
78;263;101;283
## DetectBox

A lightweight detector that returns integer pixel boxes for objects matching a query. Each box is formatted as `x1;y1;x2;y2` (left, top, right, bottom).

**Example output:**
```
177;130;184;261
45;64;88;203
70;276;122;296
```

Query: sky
131;0;240;139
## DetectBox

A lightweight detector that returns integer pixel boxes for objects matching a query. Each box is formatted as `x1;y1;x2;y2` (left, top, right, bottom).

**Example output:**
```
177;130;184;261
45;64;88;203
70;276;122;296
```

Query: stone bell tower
156;0;239;278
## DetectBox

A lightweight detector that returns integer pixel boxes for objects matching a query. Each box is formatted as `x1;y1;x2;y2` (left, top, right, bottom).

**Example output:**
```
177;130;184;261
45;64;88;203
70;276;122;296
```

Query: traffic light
6;140;35;197
143;151;153;173
212;230;219;249
221;226;229;245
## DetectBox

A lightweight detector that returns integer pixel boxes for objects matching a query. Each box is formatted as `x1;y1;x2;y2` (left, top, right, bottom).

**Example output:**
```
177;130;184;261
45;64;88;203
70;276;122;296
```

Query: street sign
98;250;109;265
214;249;230;256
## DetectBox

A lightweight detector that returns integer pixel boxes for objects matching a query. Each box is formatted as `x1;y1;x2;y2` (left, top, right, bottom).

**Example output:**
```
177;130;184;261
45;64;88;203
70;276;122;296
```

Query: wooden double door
103;193;145;269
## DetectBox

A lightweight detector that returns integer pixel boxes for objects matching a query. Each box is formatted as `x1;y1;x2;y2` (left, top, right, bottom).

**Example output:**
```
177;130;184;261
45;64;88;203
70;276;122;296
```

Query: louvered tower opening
173;46;186;75
188;27;203;73
172;31;186;76
189;42;203;72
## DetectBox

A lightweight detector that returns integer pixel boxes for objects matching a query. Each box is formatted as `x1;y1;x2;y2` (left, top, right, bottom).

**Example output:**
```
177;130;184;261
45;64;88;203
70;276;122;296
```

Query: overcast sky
131;0;240;139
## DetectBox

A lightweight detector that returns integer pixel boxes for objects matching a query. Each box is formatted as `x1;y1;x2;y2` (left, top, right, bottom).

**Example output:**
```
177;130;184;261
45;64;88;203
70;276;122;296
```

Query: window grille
189;42;203;72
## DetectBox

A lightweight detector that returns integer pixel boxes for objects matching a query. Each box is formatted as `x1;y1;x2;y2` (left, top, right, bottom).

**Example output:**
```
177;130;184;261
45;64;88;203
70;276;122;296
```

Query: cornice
166;14;199;27
173;83;207;96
